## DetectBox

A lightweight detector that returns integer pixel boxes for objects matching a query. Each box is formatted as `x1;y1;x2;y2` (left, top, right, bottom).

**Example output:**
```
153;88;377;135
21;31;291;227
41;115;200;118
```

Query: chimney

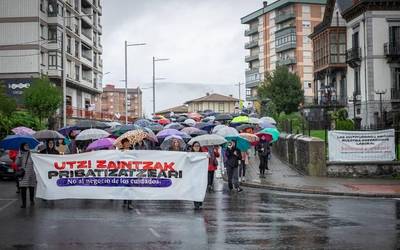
229;94;233;97
263;1;268;7
206;92;210;96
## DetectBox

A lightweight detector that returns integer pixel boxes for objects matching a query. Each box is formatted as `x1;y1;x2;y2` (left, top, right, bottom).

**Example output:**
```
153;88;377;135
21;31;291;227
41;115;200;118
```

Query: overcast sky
101;0;264;113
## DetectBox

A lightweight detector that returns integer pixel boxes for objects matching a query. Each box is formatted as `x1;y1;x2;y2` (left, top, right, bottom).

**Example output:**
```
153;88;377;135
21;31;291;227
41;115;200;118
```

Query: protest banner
31;150;209;201
328;129;396;162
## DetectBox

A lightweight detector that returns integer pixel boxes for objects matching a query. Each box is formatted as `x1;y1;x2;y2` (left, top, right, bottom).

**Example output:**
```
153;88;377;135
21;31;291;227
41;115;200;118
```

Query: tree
257;66;304;114
0;82;16;116
23;76;62;126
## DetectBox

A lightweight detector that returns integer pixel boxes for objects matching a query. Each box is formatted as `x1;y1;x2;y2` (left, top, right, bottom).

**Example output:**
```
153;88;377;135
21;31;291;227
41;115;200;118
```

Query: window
75;65;80;80
66;60;72;77
48;51;57;68
40;24;45;39
74;17;79;34
302;5;310;14
48;0;57;16
40;0;45;12
246;88;251;97
40;52;45;65
219;103;224;112
74;0;79;11
352;31;359;48
66;96;72;106
66;10;72;28
354;68;360;95
389;26;400;45
75;41;79;57
48;26;57;42
302;21;311;28
66;36;71;54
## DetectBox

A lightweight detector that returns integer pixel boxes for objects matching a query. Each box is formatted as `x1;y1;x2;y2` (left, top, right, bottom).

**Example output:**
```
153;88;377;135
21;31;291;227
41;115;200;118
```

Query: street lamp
375;89;387;128
152;57;169;115
124;41;146;124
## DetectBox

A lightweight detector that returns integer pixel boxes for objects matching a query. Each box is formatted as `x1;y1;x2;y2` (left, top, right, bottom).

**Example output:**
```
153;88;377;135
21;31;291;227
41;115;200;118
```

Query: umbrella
11;127;35;136
158;118;171;125
76;128;110;141
225;135;251;151
86;138;116;151
34;130;65;140
141;127;158;142
215;113;233;121
181;127;207;137
0;135;40;150
134;119;152;128
256;133;273;142
183;119;196;127
106;122;122;129
248;117;260;124
188;134;227;147
187;112;202;121
236;124;256;132
75;120;110;129
257;127;280;142
212;124;227;134
176;116;187;122
114;130;149;148
165;122;184;130
260;116;277;125
240;133;259;145
160;135;186;150
156;129;190;140
215;127;239;137
147;123;164;133
195;122;216;131
259;120;276;129
58;125;79;137
112;124;141;136
231;115;249;124
203;116;215;123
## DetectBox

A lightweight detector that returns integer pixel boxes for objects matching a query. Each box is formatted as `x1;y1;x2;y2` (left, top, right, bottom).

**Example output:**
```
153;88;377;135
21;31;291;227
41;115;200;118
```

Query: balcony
246;95;258;101
276;41;296;53
392;88;400;100
275;12;296;24
276;57;296;66
384;42;400;63
66;106;136;122
346;47;361;68
245;68;258;75
275;26;296;38
244;40;258;49
245;54;259;62
244;26;258;36
245;81;260;88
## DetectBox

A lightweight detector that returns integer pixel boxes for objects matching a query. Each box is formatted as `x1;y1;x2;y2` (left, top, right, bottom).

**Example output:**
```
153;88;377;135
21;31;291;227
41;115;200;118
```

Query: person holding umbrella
40;140;60;155
16;143;36;208
191;142;204;210
205;146;219;193
257;140;271;178
225;140;243;192
119;138;133;210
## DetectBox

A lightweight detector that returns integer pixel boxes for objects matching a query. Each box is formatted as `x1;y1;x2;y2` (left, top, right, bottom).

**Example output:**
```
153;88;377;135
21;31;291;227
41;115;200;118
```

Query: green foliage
257;66;304;114
23;76;62;125
0;82;17;116
330;108;348;121
335;120;354;131
277;112;305;133
261;101;278;119
0;111;45;139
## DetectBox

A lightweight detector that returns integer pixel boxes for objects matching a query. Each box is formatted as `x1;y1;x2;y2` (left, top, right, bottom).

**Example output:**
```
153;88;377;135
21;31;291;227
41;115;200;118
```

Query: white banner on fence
328;129;396;162
31;150;209;201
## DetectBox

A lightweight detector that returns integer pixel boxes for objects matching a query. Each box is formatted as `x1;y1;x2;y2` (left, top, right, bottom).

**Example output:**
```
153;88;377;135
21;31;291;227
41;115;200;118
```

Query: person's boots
127;200;133;210
29;187;35;206
20;187;27;208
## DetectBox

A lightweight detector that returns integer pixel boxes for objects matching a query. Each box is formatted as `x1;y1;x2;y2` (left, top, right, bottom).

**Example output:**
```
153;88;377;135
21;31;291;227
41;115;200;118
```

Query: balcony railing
346;47;361;68
82;51;92;61
245;54;259;62
81;29;92;40
244;40;258;49
82;75;92;82
384;42;400;62
245;68;258;75
275;41;296;53
244;26;258;36
276;57;296;66
66;106;136;122
275;12;296;24
392;88;400;100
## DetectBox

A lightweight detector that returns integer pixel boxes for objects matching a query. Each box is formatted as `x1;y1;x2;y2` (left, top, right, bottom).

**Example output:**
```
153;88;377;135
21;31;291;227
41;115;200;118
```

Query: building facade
241;0;326;106
185;93;239;114
0;0;103;124
100;84;142;121
343;0;400;127
156;105;189;116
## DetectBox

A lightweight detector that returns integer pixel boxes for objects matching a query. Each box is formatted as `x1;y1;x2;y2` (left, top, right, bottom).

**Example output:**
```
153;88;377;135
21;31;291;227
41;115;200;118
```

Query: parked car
0;152;15;180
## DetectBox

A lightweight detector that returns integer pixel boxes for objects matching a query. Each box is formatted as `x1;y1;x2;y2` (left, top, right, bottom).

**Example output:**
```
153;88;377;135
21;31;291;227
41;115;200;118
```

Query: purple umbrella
12;126;35;136
156;129;191;139
86;138;116;151
58;125;79;137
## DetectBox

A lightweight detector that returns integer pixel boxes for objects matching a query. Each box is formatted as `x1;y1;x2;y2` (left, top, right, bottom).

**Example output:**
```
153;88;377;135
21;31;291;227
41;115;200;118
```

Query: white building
343;0;400;128
0;0;103;124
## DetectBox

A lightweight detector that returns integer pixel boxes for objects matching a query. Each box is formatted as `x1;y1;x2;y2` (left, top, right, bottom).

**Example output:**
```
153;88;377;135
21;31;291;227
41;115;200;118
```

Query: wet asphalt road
0;179;399;250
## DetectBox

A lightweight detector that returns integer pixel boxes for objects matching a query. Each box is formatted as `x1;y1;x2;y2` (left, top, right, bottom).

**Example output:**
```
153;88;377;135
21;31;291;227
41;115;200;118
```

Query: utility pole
375;89;387;128
235;82;244;110
123;41;146;124
152;57;169;115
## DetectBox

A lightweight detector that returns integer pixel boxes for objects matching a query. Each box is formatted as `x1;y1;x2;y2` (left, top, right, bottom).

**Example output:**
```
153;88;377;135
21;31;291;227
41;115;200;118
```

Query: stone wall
327;162;400;178
273;133;326;176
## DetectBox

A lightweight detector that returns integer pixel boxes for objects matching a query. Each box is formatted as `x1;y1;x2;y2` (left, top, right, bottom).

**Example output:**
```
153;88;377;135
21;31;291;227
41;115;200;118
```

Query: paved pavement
0;179;399;249
239;151;400;198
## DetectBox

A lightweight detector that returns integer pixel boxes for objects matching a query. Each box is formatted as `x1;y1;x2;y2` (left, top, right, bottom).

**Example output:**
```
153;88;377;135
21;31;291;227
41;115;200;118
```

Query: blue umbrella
0;135;40;150
135;119;152;128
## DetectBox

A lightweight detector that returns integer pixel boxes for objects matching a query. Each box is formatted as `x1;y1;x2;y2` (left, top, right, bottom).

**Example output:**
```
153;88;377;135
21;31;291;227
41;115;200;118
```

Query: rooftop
241;0;327;24
185;93;239;103
102;84;142;93
156;105;189;114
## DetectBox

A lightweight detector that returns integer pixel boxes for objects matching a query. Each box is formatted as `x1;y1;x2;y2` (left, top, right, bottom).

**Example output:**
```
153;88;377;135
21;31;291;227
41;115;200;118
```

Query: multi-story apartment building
0;0;103;124
241;0;326;108
342;0;400;128
101;84;142;120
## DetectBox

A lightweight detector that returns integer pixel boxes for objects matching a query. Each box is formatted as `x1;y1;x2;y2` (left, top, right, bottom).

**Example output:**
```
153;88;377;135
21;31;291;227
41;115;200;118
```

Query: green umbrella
225;135;251;151
259;127;280;142
231;115;249;124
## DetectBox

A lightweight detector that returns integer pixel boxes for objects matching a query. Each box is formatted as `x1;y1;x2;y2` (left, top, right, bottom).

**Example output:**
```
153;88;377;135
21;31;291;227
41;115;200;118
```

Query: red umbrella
188;112;202;122
158;118;171;126
255;132;273;142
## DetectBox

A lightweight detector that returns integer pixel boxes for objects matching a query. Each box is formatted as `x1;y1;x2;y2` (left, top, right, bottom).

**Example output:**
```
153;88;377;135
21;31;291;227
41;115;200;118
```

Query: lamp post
375;89;387;128
152;57;169;115
124;41;146;124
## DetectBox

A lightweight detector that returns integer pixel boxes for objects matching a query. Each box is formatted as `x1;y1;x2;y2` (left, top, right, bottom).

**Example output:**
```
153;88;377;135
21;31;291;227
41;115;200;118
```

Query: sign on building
328;129;396;162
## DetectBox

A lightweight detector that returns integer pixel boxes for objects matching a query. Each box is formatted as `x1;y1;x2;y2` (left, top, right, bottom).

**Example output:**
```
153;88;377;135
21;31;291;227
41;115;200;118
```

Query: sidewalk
238;151;400;198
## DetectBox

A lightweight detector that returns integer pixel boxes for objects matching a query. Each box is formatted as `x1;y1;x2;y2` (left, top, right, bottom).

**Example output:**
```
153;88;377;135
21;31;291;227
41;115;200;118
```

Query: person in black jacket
40;140;60;155
257;141;270;178
225;140;243;192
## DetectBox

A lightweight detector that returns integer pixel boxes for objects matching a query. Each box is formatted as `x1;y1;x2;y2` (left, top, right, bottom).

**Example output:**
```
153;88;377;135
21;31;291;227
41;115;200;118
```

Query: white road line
0;199;17;212
135;208;141;215
148;227;161;238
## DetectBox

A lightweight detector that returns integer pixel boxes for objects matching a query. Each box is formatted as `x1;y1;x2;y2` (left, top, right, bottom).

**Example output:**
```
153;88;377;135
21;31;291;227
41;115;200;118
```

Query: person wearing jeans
16;143;36;208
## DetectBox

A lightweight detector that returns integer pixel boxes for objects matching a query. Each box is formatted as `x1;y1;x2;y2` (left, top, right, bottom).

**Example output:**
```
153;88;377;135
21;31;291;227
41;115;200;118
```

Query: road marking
148;227;160;238
135;208;141;215
0;199;17;212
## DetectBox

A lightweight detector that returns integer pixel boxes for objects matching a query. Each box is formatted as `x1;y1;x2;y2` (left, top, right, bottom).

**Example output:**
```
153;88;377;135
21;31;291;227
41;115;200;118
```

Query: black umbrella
236;124;256;132
215;113;233;121
176;116;187;122
75;120;110;130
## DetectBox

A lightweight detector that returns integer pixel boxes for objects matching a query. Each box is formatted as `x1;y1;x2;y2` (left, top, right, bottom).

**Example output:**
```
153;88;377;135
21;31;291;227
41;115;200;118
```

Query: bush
335;119;354;131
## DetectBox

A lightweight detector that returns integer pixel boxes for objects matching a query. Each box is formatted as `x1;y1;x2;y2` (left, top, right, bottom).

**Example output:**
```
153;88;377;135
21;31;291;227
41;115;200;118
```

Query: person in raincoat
8;149;19;193
16;143;36;208
225;140;243;192
257;141;270;178
203;146;219;192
